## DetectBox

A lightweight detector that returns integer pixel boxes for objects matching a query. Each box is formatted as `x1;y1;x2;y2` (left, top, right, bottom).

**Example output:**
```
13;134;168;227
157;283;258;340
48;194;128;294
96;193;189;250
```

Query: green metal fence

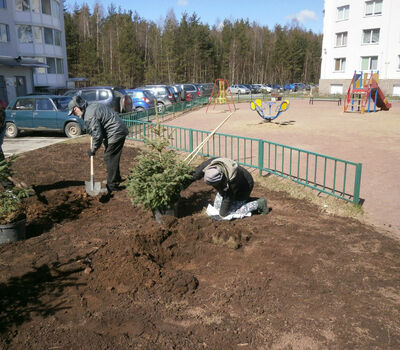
120;96;210;122
122;118;362;205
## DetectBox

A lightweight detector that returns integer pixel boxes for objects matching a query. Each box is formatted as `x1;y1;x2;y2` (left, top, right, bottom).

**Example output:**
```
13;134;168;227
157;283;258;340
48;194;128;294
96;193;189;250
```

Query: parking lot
2;131;68;157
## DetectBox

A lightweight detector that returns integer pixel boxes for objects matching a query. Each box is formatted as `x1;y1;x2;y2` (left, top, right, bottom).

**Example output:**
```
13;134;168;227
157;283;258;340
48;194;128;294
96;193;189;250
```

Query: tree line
64;4;322;88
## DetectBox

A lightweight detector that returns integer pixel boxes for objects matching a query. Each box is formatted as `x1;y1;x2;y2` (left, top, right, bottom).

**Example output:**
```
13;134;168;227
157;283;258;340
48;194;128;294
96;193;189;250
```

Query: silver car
229;84;251;94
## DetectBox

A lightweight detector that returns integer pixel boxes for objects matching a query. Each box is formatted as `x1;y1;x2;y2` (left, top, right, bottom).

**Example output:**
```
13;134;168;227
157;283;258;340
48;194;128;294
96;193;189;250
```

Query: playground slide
371;87;392;111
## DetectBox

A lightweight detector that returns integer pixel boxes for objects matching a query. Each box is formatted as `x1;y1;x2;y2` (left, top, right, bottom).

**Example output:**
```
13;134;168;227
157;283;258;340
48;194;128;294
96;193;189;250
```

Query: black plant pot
152;202;179;224
0;218;26;244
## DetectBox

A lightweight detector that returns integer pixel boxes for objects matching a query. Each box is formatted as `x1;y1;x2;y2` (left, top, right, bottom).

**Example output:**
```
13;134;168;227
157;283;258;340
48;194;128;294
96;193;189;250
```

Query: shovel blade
85;180;102;196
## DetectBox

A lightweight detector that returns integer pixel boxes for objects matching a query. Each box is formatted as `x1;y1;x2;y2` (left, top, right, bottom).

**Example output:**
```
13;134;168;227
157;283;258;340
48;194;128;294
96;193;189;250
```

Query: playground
167;98;400;235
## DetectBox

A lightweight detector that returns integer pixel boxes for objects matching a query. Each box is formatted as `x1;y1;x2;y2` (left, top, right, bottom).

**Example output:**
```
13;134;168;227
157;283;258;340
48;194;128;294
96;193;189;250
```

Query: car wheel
135;107;145;113
64;122;82;138
5;122;18;138
157;102;165;114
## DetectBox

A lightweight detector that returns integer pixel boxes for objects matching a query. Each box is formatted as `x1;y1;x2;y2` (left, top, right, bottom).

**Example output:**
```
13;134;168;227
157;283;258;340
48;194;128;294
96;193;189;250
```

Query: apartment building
0;0;68;104
319;0;400;95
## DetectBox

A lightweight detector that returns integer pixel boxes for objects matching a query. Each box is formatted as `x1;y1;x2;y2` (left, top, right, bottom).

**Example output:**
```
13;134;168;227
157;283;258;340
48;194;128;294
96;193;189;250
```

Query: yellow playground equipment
206;78;236;113
250;98;290;121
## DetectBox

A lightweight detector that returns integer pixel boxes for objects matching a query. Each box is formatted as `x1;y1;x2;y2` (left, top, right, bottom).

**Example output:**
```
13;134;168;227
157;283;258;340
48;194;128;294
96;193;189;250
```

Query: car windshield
52;96;72;111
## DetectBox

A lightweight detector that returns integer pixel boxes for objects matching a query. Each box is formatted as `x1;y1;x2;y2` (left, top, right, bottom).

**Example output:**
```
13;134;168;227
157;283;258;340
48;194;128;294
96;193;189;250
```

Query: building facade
319;0;400;96
0;0;68;103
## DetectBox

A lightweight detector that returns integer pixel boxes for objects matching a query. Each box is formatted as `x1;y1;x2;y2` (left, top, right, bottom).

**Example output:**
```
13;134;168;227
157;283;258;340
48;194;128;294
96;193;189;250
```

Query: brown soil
1;140;400;349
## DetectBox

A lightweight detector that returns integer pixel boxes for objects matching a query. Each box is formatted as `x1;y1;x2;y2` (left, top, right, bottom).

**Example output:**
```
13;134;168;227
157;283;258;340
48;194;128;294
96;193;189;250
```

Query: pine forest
64;4;322;88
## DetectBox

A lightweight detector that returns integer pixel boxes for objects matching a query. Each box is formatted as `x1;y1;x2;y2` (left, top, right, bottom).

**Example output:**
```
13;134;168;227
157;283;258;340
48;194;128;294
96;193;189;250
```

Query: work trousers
103;137;125;191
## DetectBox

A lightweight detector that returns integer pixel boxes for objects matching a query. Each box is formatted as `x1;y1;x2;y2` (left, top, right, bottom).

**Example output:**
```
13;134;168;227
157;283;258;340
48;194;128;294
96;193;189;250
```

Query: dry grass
254;173;364;221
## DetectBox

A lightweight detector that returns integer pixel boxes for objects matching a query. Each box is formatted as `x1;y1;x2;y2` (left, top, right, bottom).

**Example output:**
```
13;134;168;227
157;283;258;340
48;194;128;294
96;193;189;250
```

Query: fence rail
122;118;362;205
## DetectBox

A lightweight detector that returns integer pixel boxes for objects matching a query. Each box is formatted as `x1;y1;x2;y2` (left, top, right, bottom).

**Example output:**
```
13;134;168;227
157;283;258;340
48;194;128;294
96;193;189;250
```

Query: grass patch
255;173;364;221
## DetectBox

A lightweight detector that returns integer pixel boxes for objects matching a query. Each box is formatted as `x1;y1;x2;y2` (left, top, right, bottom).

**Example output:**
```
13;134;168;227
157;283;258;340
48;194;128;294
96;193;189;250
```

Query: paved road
2;132;68;157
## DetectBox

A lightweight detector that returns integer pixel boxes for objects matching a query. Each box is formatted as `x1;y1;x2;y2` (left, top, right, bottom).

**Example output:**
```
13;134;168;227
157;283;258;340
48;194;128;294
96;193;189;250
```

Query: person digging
192;157;269;220
67;96;128;198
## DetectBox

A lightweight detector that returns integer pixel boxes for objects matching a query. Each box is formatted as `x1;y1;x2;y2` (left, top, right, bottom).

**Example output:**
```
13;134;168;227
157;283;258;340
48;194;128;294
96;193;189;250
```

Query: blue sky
65;0;324;33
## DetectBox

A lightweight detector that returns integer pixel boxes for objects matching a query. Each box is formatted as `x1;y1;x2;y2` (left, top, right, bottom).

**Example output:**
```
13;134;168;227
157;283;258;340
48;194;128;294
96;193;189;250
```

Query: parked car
284;83;297;92
136;85;173;113
229;84;251;94
4;95;85;138
125;89;157;111
195;83;214;97
243;84;258;94
177;84;201;100
271;84;283;92
168;85;183;102
63;86;133;113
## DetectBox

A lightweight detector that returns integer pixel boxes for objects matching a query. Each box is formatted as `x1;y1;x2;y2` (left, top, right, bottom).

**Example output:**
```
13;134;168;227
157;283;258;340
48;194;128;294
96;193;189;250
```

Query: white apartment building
0;0;68;104
319;0;400;96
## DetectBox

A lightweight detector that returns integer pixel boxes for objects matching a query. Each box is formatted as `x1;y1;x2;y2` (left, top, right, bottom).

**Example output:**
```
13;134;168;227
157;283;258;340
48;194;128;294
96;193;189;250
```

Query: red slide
371;87;392;111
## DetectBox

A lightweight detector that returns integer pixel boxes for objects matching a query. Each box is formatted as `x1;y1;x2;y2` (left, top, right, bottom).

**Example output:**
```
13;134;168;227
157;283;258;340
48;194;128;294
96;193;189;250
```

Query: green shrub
126;123;192;211
0;157;31;224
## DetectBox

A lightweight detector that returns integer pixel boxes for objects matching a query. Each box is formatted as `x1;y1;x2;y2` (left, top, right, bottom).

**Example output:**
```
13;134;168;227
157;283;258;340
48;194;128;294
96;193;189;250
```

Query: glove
88;149;96;157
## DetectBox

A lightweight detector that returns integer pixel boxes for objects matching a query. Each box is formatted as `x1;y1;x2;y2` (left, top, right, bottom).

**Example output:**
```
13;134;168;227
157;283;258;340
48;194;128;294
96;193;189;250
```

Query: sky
65;0;324;33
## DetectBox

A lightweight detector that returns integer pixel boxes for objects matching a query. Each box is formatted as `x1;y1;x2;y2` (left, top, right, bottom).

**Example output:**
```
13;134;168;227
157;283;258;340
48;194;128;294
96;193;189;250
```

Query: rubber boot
256;197;269;214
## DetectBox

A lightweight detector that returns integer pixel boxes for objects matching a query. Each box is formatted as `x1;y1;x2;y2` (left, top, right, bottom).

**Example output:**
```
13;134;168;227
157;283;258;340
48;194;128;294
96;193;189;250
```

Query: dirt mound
1;141;400;349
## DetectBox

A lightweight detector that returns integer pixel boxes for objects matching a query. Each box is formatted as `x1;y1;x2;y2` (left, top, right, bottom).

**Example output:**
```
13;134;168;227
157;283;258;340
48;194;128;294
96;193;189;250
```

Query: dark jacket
83;103;129;151
193;158;254;217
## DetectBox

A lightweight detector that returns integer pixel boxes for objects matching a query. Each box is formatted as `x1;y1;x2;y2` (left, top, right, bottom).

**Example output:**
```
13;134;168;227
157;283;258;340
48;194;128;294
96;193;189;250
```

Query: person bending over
192;157;268;218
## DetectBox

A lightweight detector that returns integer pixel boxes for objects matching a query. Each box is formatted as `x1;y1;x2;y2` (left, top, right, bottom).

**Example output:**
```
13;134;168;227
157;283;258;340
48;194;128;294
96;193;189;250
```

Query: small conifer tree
126;121;192;212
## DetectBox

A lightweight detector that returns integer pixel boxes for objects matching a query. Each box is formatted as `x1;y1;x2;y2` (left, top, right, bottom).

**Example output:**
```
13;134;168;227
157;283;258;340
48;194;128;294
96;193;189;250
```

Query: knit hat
68;95;88;115
204;166;223;185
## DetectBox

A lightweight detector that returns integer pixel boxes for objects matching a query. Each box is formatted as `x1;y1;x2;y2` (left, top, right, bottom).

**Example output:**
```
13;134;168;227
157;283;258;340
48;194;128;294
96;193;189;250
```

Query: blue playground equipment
250;99;290;121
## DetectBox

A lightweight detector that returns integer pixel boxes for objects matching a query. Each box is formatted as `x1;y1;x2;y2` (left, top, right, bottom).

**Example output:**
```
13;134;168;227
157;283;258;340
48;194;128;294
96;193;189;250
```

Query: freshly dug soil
0;141;399;349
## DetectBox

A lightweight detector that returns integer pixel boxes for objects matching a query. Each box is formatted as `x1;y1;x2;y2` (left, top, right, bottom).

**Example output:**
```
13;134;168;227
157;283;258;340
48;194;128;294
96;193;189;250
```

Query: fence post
353;163;362;205
143;123;146;142
189;129;193;153
258;139;264;176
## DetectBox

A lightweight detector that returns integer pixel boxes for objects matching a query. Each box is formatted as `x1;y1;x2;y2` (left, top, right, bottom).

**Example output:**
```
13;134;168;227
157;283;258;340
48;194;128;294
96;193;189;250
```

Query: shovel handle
90;137;94;189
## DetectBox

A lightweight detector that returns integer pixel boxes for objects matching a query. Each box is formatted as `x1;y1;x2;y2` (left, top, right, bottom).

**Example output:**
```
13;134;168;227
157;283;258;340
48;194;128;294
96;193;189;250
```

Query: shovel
85;137;102;196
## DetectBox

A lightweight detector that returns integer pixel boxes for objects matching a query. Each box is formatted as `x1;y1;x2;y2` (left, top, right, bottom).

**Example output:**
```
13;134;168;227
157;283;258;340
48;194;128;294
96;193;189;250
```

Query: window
334;58;346;72
44;27;53;45
17;25;33;43
42;0;51;15
99;90;110;100
0;23;9;42
54;30;61;46
33;26;42;43
365;0;382;16
361;56;378;70
335;32;347;47
81;90;97;101
36;98;54;111
337;5;349;20
56;58;63;74
0;0;6;9
51;0;60;17
13;98;34;110
15;0;30;11
31;0;40;13
363;29;380;44
46;57;56;73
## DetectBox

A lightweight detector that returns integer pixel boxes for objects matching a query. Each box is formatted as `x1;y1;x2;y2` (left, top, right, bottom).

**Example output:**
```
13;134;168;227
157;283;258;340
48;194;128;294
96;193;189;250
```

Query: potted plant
0;157;31;244
126;121;193;223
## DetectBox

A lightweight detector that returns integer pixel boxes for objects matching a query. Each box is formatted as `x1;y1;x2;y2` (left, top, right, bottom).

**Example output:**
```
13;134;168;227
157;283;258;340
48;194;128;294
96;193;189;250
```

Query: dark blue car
125;89;157;111
5;95;85;138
